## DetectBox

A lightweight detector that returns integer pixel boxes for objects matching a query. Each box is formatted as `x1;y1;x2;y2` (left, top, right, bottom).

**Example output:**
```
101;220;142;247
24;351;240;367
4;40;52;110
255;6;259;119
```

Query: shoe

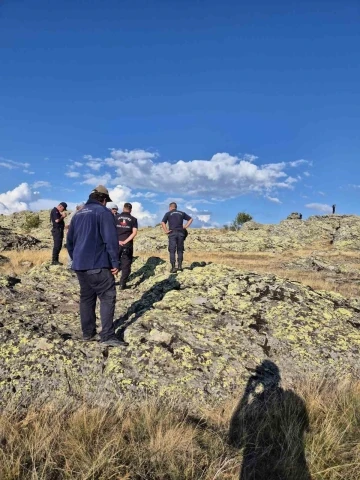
101;337;129;347
51;261;63;266
170;263;177;273
119;284;126;290
177;263;183;271
82;333;100;342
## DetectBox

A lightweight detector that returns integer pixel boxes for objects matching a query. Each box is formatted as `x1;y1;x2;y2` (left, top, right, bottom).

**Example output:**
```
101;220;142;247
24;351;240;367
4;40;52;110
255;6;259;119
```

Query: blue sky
1;0;359;226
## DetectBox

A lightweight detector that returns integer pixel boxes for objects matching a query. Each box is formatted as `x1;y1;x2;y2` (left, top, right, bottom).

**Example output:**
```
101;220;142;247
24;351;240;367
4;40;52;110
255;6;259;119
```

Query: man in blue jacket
67;185;128;347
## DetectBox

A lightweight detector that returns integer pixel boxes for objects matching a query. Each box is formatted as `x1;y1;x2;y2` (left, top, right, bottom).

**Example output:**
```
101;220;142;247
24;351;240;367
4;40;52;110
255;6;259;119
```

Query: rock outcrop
1;258;359;406
1;211;360;252
0;227;41;251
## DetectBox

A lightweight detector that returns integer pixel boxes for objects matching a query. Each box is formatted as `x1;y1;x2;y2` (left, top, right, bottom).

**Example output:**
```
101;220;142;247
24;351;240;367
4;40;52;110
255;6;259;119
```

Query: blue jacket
67;199;119;271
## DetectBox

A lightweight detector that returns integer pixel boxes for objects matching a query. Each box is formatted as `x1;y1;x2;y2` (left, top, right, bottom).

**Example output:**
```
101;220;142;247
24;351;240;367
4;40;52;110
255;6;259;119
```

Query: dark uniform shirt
115;212;138;244
161;209;192;230
50;207;65;229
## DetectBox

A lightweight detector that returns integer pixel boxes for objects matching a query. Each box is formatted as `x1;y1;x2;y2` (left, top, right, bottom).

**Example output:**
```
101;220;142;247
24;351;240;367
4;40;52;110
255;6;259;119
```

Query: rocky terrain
1;256;360;406
1;210;360;252
1;211;360;407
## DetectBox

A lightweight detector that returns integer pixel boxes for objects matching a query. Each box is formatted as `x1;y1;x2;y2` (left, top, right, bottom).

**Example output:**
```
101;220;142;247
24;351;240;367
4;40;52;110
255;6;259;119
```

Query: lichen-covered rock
286;212;302;220
1;211;360;252
1;258;359;406
0;227;41;251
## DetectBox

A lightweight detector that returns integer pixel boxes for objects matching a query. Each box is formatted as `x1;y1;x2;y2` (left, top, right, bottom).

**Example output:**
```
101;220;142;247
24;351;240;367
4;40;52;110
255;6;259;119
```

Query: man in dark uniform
67;185;128;347
115;202;138;290
161;202;193;272
50;202;68;265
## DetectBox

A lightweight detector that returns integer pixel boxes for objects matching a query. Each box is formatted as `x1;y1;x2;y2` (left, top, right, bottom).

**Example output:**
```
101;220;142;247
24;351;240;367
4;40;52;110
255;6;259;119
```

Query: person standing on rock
50;202;68;265
115;202;138;290
67;185;128;347
161;202;193;272
332;204;336;214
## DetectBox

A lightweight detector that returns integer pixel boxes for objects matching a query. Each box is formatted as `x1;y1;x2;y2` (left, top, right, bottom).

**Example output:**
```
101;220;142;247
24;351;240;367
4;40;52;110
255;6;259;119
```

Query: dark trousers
119;244;133;286
51;228;64;262
168;230;185;264
76;268;116;341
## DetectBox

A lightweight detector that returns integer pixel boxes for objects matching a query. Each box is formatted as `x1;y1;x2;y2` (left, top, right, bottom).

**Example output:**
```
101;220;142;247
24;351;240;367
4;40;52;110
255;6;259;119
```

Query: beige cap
91;185;112;202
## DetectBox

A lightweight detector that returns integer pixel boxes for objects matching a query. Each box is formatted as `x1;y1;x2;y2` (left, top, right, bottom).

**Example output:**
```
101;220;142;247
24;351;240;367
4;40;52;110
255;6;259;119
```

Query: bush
22;213;41;232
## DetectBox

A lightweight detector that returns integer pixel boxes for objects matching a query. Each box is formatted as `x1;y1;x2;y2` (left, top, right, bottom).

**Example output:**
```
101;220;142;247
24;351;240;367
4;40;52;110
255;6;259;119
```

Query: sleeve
133;217;138;229
67;220;74;259
99;210;120;269
161;212;169;223
50;208;55;224
183;212;192;221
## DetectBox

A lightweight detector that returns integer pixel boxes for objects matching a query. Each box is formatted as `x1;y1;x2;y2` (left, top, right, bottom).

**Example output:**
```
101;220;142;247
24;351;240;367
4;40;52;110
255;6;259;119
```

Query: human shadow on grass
128;256;166;287
229;360;311;480
115;274;180;338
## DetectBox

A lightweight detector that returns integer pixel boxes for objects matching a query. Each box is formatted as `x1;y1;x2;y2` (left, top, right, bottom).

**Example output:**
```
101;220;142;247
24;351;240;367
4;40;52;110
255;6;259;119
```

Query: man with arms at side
67;185;128;347
116;202;138;290
50;202;67;265
161;202;193;273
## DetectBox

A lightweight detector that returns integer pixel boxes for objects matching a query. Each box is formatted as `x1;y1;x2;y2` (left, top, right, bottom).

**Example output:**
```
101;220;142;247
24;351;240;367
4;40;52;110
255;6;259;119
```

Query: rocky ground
2;211;360;252
1;256;360;407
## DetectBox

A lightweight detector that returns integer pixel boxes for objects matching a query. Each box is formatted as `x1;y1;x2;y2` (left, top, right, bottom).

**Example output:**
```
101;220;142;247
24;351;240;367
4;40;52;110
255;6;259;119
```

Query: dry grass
0;379;359;479
1;247;360;297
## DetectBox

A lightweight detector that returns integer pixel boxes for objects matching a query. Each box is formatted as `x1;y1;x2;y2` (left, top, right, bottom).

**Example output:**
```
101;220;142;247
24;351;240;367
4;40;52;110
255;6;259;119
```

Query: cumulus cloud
83;155;103;171
305;203;332;213
108;185;156;226
82;172;112;185
0;182;76;214
100;149;303;198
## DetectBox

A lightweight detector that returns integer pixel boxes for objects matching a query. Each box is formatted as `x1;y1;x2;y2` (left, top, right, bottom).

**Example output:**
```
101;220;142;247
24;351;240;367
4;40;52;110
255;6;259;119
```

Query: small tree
232;212;253;230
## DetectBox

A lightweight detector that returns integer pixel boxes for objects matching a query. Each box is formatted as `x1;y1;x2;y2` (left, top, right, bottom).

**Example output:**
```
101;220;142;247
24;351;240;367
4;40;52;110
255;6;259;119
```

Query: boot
177;262;183;271
170;263;177;273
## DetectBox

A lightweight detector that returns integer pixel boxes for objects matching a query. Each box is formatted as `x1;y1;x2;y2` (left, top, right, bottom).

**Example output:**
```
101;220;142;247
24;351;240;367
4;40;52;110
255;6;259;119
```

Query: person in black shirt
50;202;68;265
161;202;193;272
115;202;138;289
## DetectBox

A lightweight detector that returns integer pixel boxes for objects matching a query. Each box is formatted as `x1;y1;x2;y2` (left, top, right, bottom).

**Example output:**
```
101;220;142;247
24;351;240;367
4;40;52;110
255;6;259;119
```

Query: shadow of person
115;274;180;338
229;360;311;480
128;256;166;287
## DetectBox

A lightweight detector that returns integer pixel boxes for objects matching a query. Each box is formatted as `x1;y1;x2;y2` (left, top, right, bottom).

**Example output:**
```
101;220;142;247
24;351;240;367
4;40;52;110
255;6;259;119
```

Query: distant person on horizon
115;203;138;290
50;202;67;265
332;204;336;214
161;202;193;273
67;185;128;348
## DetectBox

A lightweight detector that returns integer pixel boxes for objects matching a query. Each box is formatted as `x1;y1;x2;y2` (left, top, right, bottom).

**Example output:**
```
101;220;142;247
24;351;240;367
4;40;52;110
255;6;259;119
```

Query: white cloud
289;159;312;168
33;181;51;189
83;155;103;171
318;191;325;196
303;171;311;177
132;191;158;199
0;158;30;170
305;203;332;213
73;162;83;168
197;214;211;223
101;149;300;198
108;185;156;226
266;196;282;204
65;171;81;178
0;182;77;214
23;169;35;175
82;172;112;185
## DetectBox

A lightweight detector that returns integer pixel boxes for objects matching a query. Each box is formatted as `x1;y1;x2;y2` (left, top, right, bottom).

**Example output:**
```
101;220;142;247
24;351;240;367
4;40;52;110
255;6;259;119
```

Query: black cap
59;202;68;211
